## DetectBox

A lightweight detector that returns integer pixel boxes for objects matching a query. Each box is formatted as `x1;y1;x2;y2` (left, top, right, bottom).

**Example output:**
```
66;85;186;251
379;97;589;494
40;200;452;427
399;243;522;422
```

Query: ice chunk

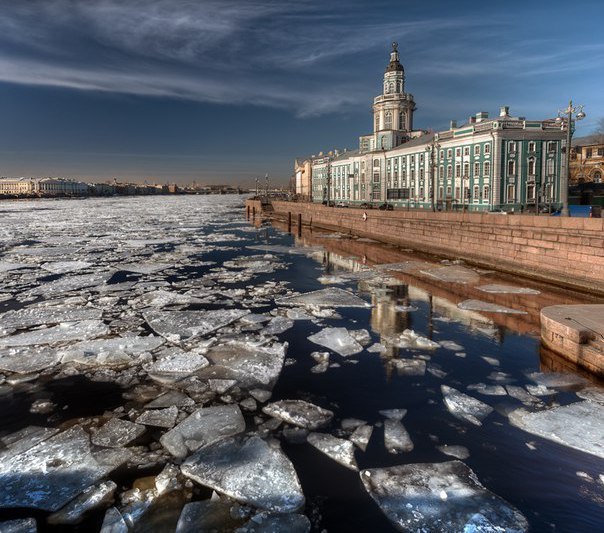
276;288;370;308
421;265;481;284
209;379;238;394
458;300;527;314
526;371;588;390
467;383;507;396
100;507;128;533
0;346;61;374
576;386;604;404
47;480;117;525
0;262;30;273
506;386;543;407
350;425;373;452
0;320;109;347
92;418;146;448
439;340;465;351
307;327;363;357
307;432;358;471
204;340;286;387
0;307;103;332
239;512;311;533
392;358;426;376
379;409;407;421
386;329;440;350
349;329;371;346
160;405;246;459
0;426;60;462
145;390;195;409
41;261;93;274
26;272;113;297
341;418;366;430
442;385;493;426
136;406;178;428
509;401;604;459
360;461;528;532
175;499;241;533
261;316;294;336
437;444;470;460
0;518;37;532
60;336;164;366
119;262;172;274
481;356;500;366
262;400;333;430
146;349;209;375
366;343;387;354
384;419;413;453
181;436;304;513
0;426;131;511
477;284;540;295
144;309;250;344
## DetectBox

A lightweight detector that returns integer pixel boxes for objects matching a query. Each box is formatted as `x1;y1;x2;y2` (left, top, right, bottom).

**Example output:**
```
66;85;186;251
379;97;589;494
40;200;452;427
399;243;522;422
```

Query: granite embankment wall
246;199;604;295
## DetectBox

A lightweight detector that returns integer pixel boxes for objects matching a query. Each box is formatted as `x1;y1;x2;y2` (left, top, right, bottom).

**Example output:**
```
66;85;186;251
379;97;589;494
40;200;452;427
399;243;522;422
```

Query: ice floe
307;432;358;470
276;287;370;308
477;284;540;295
307;327;363;356
0;320;109;347
47;480;117;525
458;300;527;314
350;425;373;452
92;418;146;448
60;335;164;366
384;419;414;453
263;400;333;430
441;385;494;426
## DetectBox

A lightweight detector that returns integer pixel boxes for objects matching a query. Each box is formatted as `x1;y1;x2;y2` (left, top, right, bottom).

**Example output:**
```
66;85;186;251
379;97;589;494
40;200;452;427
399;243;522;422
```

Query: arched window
384;111;393;129
375;114;380;131
396;81;401;93
483;185;490;200
593;171;602;184
399;112;405;130
388;82;394;94
463;162;470;176
528;158;536;176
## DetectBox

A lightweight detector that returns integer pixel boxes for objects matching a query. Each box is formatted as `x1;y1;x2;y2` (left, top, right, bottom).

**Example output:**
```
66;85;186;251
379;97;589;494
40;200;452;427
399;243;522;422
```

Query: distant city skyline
1;0;603;185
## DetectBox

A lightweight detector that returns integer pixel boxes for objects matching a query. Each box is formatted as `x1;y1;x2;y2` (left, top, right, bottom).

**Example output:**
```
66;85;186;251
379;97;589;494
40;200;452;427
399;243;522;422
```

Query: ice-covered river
0;195;602;532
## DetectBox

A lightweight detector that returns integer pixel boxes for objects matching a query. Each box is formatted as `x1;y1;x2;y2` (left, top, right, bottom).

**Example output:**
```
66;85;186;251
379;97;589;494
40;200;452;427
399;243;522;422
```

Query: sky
0;0;603;186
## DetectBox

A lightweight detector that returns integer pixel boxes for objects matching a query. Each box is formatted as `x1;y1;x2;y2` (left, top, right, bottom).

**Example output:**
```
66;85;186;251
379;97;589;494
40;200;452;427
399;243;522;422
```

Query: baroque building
306;43;567;212
570;135;604;185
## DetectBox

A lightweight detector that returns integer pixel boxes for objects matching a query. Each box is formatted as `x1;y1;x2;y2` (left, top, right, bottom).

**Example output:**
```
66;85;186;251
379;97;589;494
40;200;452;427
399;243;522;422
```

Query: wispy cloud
0;0;601;116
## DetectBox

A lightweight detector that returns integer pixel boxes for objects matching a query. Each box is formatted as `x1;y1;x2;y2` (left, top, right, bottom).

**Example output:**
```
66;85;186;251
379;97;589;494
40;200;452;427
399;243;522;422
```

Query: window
586;148;592;159
474;145;480;156
507;160;515;176
508;141;516;153
384;111;393;129
419;187;424;198
447;149;453;158
411;169;415;180
399;111;405;129
464;146;470;156
473;186;479;200
447;186;452;196
546;159;555;176
507;184;515;202
547;142;556;153
463;162;470;176
439;150;444;161
474;162;480;176
439;166;444;179
373;159;380;168
411;155;415;164
373;173;380;183
375;115;380;131
484;143;491;155
396;81;401;93
456;148;461;157
455;164;461;178
455;186;460;200
483;185;489;200
484;161;491;176
528;158;536;176
447;165;452;178
527;184;535;200
598;148;604;157
593;171;602;184
528;141;536;152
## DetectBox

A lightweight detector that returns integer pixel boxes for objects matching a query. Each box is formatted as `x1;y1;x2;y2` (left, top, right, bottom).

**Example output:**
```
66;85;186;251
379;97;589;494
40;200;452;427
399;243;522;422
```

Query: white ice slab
307;433;358;470
60;335;164;366
276;288;370;308
307;327;363;357
384;419;414;453
92;418;146;448
0;320;109;347
442;385;493;426
263;400;333;430
458;300;527;314
477;284;540;295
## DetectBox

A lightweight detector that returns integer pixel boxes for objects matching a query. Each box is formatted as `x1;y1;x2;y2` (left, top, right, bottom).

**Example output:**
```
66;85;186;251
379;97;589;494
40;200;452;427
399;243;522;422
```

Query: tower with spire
360;42;417;152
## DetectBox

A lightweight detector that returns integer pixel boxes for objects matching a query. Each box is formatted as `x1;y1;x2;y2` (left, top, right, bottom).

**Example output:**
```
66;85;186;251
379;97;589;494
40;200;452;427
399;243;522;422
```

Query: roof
572;134;604;147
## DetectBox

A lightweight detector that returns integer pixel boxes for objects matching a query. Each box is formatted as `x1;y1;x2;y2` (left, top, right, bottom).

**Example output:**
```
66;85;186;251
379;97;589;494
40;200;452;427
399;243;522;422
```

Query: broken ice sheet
241;512;311;533
307;327;363;357
92;418;146;448
181;436;305;513
0;518;37;533
145;390;195;409
385;329;440;350
118;262;172;274
26;271;114;297
458;299;527;314
526;371;589;390
0;320;109;347
0;346;61;374
276;287;370;308
47;480;117;525
307;432;358;470
146;348;209;376
361;461;528;532
261;316;294;336
437;444;470;460
392;358;426;376
175;499;243;533
0;426;131;511
203;340;286;387
136;406;178;428
60;335;165;366
442;385;494;426
477;284;540;295
144;309;250;344
384;419;414;453
262;400;333;430
0;426;59;462
509;401;604;459
421;265;481;284
160;404;246;459
0;307;103;333
350;425;373;452
467;383;508;396
41;261;93;274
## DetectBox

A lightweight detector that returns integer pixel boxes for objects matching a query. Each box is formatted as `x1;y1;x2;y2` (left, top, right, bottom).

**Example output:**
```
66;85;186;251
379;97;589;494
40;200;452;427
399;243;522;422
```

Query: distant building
0;177;36;196
570;134;604;185
294;158;312;200
0;177;89;196
304;43;567;212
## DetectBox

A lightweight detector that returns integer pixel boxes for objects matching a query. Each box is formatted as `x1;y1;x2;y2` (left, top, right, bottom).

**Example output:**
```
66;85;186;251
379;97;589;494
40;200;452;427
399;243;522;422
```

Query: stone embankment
246;199;604;296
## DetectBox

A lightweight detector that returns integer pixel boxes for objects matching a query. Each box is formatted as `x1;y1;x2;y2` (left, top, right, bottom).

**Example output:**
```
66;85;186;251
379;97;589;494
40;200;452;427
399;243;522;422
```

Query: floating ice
350;425;373;452
181;436;305;513
509;401;604;459
421;265;481;284
0;346;61;374
506;386;543;407
41;261;93;274
467;383;507;396
131;289;199;308
26;272;113;297
146;349;209;375
240;512;311;533
0;307;103;332
442;385;494;426
92;418;146;448
439;340;465;351
526;372;588;390
576;387;604;404
0;320;109;347
386;329;440;350
136;406;178;428
204;340;287;387
458;300;527;314
263;400;333;430
0;426;59;462
307;327;363;357
477;284;540;295
307;432;358;470
276;287;370;308
209;379;238;394
437;444;470;460
285;308;314;320
349;329;372;346
119;262;172;274
379;409;407;421
384;419;414;453
175;499;241;533
392;358;426;376
261;316;294;336
366;343;387;354
481;356;500;366
160;405;246;459
144;309;250;344
360;461;528;532
47;480;117;525
145;390;195;409
0;518;37;532
100;507;128;533
0;262;30;273
60;335;164;366
0;426;131;511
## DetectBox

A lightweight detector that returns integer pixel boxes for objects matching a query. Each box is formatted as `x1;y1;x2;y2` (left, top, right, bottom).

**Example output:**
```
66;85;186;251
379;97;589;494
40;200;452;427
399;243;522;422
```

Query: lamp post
556;100;585;216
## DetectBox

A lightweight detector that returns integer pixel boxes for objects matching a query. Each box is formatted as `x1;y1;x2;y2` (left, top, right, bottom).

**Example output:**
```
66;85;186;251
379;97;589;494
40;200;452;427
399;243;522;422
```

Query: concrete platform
541;305;604;377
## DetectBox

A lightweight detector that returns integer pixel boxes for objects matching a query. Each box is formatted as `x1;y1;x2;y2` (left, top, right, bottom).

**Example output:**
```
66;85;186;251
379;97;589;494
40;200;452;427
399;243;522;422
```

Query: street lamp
555;100;585;216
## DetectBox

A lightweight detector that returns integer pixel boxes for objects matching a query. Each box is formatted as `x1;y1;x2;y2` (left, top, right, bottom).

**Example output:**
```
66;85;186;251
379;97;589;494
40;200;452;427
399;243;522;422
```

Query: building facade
307;43;567;212
0;177;89;196
570;135;604;185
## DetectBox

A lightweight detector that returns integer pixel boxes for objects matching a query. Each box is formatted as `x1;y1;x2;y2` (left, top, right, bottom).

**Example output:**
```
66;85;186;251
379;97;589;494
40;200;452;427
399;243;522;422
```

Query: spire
386;41;403;73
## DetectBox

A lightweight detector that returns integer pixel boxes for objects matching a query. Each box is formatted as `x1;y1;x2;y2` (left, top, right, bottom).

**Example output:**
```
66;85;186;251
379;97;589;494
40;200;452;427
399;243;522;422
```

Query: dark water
0;196;602;532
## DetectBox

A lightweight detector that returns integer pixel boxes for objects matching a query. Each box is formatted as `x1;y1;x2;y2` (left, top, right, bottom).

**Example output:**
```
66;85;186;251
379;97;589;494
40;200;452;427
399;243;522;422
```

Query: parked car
487;208;508;215
335;201;348;208
378;203;394;211
359;202;374;209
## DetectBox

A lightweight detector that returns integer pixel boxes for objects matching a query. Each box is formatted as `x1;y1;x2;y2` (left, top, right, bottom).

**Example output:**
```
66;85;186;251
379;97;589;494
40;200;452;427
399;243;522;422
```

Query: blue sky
1;0;603;186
